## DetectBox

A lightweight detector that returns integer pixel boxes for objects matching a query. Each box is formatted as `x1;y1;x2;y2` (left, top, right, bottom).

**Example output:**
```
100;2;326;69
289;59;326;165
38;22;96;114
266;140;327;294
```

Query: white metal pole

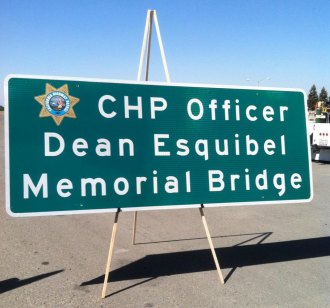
145;11;154;81
137;10;151;81
153;11;171;82
133;9;171;245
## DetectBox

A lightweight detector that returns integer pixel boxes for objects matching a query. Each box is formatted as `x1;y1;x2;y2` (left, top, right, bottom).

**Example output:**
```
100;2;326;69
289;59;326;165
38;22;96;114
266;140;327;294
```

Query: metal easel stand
102;9;223;299
102;10;170;299
131;10;225;284
132;9;170;246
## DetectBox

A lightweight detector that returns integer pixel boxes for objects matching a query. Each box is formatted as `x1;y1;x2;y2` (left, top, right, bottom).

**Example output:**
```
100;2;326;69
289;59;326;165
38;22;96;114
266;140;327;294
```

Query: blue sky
1;0;329;105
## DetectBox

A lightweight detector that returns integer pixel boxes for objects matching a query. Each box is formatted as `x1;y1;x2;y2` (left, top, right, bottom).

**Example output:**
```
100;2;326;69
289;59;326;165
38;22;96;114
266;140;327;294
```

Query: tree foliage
307;84;318;110
319;87;328;103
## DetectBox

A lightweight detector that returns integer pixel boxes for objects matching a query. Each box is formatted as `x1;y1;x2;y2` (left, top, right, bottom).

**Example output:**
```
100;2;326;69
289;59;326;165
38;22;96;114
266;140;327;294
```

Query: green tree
307;84;318;110
319;87;328;102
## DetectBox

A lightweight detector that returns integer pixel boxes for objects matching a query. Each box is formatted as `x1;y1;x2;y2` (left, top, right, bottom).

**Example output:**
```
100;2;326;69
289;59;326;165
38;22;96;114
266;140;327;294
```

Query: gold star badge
35;83;79;126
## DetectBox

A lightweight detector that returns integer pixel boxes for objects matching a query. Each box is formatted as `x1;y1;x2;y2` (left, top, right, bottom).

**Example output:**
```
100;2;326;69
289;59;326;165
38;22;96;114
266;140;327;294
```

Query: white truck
309;104;330;161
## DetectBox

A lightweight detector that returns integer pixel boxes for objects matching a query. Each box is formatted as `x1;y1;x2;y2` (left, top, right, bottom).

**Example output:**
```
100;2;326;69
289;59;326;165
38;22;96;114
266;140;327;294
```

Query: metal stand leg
132;211;138;245
101;209;121;299
199;204;225;284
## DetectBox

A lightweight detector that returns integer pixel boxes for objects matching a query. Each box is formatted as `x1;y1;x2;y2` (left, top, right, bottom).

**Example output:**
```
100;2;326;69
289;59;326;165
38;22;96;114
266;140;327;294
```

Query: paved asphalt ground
0;111;329;307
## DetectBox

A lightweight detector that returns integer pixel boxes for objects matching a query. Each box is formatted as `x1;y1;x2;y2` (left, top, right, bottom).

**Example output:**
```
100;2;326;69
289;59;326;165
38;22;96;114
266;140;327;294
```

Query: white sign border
4;74;314;217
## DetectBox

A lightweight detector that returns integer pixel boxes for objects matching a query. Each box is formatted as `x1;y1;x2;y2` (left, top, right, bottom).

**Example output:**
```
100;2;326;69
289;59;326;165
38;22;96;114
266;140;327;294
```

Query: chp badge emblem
35;83;79;125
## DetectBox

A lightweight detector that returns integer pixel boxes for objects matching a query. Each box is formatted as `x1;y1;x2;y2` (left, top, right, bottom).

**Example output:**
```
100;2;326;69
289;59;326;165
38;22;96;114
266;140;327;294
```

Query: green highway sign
5;75;313;216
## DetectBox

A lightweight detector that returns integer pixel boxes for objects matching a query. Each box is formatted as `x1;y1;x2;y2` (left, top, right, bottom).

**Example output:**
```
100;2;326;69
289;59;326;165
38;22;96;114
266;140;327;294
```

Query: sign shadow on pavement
81;236;330;292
